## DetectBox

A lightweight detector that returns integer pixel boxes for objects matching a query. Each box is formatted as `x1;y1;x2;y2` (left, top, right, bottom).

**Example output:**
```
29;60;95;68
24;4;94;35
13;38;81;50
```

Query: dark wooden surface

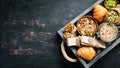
0;0;120;68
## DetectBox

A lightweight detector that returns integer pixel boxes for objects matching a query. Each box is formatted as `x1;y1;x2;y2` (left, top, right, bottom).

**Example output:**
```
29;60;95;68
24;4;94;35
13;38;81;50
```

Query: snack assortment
63;0;120;61
104;0;116;9
106;9;119;23
77;16;98;36
99;23;118;42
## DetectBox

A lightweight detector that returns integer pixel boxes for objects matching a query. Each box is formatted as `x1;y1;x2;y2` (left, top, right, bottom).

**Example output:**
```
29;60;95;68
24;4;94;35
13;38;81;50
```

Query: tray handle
61;41;77;62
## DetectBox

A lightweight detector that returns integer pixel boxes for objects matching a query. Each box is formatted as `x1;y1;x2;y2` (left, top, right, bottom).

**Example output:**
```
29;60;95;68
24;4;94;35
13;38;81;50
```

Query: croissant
93;4;108;22
76;46;96;61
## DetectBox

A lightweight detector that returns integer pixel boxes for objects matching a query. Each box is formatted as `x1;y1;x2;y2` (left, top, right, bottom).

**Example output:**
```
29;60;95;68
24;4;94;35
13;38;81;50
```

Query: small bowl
77;16;98;36
104;0;117;9
106;9;120;25
99;22;118;42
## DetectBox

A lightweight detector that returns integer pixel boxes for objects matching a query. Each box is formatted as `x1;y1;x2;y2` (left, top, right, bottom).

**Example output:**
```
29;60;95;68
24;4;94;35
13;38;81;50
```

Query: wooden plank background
0;0;120;68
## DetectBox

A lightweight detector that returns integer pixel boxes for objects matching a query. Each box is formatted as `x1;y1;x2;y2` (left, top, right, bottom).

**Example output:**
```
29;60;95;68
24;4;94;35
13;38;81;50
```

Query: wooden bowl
106;9;120;25
77;16;98;36
104;0;117;9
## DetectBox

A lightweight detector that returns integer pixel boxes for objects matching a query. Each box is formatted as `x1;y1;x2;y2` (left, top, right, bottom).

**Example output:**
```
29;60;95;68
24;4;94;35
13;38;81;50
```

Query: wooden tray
57;0;120;68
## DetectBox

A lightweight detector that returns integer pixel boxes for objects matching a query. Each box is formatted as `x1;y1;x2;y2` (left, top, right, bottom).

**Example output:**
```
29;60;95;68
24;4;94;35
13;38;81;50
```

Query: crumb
29;31;35;37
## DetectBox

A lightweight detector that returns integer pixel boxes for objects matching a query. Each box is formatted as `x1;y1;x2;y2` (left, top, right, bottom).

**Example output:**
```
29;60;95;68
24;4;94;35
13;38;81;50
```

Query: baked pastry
93;4;108;22
76;46;96;61
63;22;76;39
67;36;106;48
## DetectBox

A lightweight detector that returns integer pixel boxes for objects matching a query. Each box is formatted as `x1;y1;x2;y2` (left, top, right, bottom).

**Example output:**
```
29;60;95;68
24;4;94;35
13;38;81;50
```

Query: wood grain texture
0;0;120;68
